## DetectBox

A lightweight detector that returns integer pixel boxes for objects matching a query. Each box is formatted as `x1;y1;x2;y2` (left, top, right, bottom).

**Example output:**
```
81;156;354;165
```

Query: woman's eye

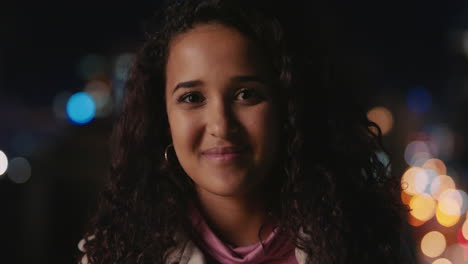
236;89;262;102
178;92;204;103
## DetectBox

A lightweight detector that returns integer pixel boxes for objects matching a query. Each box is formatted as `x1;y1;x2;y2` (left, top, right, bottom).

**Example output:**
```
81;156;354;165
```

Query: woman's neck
195;188;274;247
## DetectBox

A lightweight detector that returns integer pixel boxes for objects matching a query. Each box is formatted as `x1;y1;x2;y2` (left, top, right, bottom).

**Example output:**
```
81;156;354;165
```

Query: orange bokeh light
409;194;436;221
367;106;394;135
421;231;446;258
436;204;461;227
423;158;447;176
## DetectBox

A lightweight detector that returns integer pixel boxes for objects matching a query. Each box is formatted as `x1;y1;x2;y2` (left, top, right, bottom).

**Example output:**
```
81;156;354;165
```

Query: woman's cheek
172;111;203;154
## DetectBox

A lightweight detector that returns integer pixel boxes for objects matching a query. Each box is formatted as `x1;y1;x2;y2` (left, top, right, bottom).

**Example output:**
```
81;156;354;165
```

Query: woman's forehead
165;23;273;87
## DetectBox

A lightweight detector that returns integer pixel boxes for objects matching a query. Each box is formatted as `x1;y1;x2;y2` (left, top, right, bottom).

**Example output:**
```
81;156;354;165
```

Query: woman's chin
196;179;253;198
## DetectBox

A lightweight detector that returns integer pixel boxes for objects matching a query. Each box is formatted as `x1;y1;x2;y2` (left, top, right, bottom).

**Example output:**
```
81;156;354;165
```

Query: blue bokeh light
66;92;96;125
406;86;432;114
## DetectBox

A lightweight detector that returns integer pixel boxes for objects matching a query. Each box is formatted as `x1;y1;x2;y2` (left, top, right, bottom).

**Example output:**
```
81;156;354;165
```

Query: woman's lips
201;146;247;162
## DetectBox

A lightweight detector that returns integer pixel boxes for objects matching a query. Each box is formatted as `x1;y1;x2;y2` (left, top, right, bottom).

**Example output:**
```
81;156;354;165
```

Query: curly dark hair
79;0;410;263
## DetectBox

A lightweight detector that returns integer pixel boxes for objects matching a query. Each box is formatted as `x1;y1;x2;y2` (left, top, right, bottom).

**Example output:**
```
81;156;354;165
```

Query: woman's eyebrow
172;75;267;95
172;80;202;95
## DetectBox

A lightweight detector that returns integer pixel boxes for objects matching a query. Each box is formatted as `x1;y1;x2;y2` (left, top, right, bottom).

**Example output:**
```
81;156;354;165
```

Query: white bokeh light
7;157;31;184
0;150;8;175
405;141;432;166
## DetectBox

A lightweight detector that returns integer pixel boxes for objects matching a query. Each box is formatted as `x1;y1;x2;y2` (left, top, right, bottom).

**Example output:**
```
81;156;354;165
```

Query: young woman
78;0;412;263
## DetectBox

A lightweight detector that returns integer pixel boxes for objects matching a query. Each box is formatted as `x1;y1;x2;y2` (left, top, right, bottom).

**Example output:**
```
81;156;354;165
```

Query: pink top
191;208;298;264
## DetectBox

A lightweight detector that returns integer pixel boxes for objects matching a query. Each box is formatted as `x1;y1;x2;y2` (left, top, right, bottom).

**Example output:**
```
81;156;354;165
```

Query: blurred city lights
113;53;135;81
457;228;468;247
401;191;413;205
406;86;432;114
409;194;436;221
112;79;125;112
0;150;8;175
436;204;461;227
439;189;468;215
66;92;96;125
366;106;394;135
408;214;426;227
417;169;438;195
405;141;432;167
7;157;31;184
400;108;464;263
425;125;455;160
463;219;468;242
431;175;456;200
84;80;113;117
53;91;73;119
423;159;448;176
432;258;452;264
421;231;446;258
444;244;465;264
402;167;432;195
78;54;108;80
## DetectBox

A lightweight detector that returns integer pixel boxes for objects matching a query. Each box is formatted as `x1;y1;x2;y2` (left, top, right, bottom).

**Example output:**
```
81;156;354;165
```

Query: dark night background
1;1;468;263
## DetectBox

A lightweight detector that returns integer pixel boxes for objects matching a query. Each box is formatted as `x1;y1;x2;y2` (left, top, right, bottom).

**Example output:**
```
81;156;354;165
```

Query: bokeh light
457;228;468;247
423;159;448;176
402;167;432;195
409;194;436;221
402;167;419;195
462;218;468;240
425;125;455;160
0;150;8;175
112;79;126;112
436;204;461;227
408;214;426;227
113;53;135;81
84;80;113;117
7;157;31;184
66;92;96;125
406;86;432;114
421;231;446;258
439;189;468;215
405;141;432;167
402;191;413;205
463;218;468;241
431;175;456;200
366;106;394;135
432;258;452;264
444;243;465;264
418;169;438;195
78;54;108;80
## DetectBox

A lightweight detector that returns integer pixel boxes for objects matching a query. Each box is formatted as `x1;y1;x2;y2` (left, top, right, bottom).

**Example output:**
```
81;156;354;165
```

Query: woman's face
165;23;279;198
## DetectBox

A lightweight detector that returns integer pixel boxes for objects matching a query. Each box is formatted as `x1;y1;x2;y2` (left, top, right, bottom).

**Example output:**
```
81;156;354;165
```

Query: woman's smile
201;145;249;163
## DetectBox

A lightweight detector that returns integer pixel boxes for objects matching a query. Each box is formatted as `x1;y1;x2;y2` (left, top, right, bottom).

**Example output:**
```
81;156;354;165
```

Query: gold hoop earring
164;143;173;163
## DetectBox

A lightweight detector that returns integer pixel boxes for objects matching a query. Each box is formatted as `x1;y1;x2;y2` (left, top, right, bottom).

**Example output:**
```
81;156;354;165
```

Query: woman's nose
206;101;239;139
